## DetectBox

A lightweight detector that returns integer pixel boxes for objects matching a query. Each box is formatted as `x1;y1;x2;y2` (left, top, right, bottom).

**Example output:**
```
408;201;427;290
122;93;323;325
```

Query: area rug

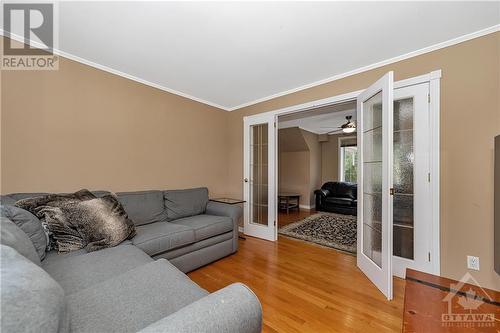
279;213;357;254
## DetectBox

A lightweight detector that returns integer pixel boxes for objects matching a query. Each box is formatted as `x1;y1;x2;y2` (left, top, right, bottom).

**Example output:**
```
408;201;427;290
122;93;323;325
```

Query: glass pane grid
249;123;269;226
363;125;382;134
362;91;383;268
361;93;416;262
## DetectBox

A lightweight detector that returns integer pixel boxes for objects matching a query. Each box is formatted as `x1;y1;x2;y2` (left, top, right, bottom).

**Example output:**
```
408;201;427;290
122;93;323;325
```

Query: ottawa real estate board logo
2;2;58;70
441;272;497;330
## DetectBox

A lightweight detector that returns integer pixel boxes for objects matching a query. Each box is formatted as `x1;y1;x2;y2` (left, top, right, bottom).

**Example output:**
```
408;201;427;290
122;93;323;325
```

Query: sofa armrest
205;201;242;252
137;283;262;333
314;189;330;197
206;201;242;225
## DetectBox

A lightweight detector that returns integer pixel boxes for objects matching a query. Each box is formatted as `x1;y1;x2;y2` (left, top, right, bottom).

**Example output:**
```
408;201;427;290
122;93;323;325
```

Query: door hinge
274;122;276;128
428;173;431;182
274;220;276;226
428;93;431;103
389;188;394;196
428;252;431;262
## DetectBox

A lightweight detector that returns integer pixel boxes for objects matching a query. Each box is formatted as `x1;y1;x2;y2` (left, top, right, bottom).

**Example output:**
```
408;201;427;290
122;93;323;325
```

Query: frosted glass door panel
362;91;383;268
393;97;415;260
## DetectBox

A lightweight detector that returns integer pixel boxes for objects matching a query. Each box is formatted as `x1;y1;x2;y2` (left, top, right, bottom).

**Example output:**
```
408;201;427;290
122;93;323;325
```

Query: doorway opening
276;100;358;258
243;71;441;300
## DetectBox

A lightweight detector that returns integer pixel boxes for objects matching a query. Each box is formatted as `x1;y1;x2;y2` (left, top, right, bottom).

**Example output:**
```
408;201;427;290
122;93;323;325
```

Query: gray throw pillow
1;244;69;333
16;190;136;253
1;205;47;260
0;217;41;265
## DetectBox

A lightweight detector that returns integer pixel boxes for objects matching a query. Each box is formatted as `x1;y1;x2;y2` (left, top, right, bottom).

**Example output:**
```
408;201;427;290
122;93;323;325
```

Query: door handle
244;178;249;183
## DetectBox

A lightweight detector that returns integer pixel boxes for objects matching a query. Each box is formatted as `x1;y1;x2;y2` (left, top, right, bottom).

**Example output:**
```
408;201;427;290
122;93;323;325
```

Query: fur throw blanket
16;189;136;253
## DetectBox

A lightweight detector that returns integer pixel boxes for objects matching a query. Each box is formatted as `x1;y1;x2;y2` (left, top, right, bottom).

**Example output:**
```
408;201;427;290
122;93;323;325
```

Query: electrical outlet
467;256;480;271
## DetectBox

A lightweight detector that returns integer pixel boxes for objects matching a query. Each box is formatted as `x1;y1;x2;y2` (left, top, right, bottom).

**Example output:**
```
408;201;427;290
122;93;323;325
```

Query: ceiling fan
323;115;356;134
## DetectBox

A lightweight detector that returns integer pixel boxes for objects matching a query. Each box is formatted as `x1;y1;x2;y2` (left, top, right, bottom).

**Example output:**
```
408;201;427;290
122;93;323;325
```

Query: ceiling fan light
342;127;356;133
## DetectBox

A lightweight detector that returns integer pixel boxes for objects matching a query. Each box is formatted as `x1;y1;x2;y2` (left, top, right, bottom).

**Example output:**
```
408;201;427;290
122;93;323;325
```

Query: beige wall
301;130;322;207
1;48;230;196
226;33;500;289
321;134;341;184
278;127;320;207
2;33;499;289
279;151;310;206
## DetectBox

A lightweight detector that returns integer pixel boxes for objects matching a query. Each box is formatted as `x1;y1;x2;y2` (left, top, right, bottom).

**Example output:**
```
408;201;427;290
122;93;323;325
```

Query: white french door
357;71;394;300
392;82;433;278
243;114;277;241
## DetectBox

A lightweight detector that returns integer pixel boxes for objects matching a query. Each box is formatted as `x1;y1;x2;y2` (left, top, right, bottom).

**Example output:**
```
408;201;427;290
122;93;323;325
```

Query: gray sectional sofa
0;187;262;333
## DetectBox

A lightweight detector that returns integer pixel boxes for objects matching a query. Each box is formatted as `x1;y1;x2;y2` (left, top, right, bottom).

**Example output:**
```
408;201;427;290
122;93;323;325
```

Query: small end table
278;193;301;214
210;198;245;205
209;198;246;239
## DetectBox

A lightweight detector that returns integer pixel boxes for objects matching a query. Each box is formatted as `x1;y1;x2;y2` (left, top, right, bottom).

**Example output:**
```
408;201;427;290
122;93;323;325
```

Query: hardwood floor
188;233;405;333
278;208;316;227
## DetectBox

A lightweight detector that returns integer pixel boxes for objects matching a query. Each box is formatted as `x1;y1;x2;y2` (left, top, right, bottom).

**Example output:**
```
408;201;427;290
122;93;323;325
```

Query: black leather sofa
314;182;357;216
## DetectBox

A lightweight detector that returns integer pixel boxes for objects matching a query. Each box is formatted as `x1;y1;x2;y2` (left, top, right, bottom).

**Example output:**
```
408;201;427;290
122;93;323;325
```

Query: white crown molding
0;30;230;111
2;24;498;112
225;24;500;111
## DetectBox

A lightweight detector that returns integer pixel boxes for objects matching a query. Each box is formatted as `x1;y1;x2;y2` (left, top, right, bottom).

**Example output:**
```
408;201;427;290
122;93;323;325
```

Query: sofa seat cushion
116;191;168;226
172;214;233;242
155;231;233;261
67;259;208;333
132;222;195;256
324;197;354;206
42;244;153;295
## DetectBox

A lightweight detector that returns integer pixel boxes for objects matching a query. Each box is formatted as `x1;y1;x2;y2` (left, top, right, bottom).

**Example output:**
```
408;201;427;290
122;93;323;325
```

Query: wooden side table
278;193;300;214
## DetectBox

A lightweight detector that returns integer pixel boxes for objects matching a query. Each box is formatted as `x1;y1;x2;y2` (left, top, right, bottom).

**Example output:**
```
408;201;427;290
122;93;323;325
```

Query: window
339;137;357;183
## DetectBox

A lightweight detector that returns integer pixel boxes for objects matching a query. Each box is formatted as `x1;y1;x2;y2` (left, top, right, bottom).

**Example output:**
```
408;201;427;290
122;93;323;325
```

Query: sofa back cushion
116;191;168;226
164;188;209;221
1;205;47;260
321;182;357;200
1;244;69;333
0;217;41;265
1;192;49;206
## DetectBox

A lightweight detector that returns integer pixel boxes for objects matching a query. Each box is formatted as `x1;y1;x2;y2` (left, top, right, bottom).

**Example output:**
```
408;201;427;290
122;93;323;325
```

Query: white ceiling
4;2;500;110
278;101;356;134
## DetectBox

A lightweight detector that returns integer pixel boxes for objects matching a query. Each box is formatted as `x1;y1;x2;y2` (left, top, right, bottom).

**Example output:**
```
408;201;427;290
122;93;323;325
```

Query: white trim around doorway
244;70;441;276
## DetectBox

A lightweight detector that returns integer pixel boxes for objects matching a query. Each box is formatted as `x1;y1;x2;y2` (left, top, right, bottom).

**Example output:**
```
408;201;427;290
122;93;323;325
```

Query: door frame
242;70;441;276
